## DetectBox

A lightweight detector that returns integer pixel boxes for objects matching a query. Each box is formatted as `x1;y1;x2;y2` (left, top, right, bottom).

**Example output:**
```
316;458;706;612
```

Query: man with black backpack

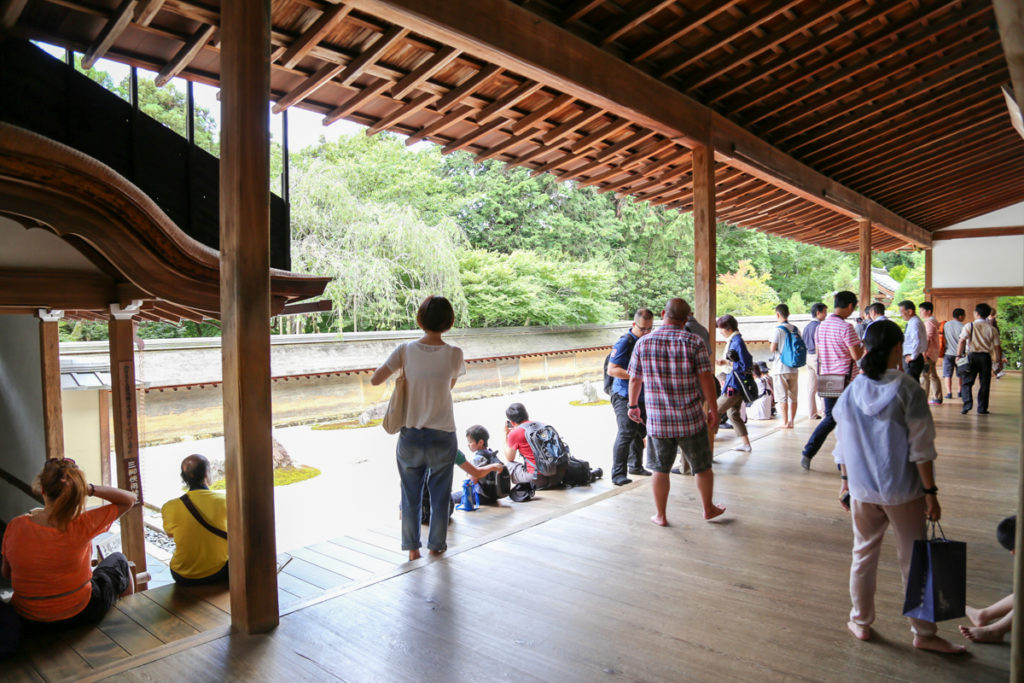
606;308;655;485
503;402;568;490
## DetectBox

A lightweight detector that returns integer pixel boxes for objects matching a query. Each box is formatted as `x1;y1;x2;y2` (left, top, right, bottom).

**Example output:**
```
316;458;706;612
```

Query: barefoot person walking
833;320;965;654
627;298;724;525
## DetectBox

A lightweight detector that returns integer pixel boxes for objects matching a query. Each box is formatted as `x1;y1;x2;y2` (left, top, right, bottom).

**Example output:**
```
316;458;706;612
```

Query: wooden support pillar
37;309;64;460
858;219;872;312
107;305;147;588
221;0;278;634
692;144;716;338
924;248;933;299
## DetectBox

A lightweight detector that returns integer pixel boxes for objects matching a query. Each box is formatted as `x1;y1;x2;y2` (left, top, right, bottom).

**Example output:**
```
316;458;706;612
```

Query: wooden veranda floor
7;376;1021;682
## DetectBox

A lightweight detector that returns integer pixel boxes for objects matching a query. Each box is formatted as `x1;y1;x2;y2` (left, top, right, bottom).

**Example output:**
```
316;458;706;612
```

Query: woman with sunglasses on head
833;319;964;654
1;458;136;641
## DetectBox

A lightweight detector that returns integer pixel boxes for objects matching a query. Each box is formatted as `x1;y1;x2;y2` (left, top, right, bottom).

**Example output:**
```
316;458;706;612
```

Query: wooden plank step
287;546;373;582
114;592;199;644
61;621;132;669
141;585;231;632
330;534;407;565
95;605;166;655
278;555;352;591
308;540;395;574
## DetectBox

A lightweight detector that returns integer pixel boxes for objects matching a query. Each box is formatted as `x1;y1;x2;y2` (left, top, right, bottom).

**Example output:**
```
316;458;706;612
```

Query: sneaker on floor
928;400;941;405
978;410;990;414
800;455;812;471
735;444;752;453
628;468;652;476
945;393;953;399
612;476;632;486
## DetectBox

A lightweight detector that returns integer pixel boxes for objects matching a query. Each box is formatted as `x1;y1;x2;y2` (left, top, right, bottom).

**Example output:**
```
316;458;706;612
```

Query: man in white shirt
769;303;800;429
898;300;927;382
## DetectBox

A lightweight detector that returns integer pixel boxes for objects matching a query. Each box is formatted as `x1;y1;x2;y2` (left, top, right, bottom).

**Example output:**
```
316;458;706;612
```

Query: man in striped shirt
801;291;865;471
628;298;724;525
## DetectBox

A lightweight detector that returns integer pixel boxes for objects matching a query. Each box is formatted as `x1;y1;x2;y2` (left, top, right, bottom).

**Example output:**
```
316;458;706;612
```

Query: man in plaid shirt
628;298;725;525
801;290;864;470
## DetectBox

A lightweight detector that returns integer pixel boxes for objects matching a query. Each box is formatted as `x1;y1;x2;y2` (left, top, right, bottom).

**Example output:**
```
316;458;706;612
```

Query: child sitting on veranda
960;515;1016;643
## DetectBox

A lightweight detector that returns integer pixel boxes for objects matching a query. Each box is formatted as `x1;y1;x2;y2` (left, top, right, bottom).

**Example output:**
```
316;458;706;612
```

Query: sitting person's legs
171;562;229;586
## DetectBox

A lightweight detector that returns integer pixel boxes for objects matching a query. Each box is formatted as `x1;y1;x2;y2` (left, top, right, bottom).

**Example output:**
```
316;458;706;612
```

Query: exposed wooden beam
993;0;1024;121
220;0;278;634
344;0;929;249
692;145;715;339
272;25;408;113
406;103;473;144
391;45;460;99
562;0;604;24
435;63;501;112
1;0;29;31
279;2;354;69
571;116;630;153
442;117;504;154
542;105;604;145
82;0;137;70
107;312;147;589
133;0;164;26
0;270;117;309
601;0;676;46
629;0;743;64
37;313;64;460
322;77;390;125
366;92;436;135
155;23;216;86
476;79;543;124
510;93;575;133
931;226;1024;240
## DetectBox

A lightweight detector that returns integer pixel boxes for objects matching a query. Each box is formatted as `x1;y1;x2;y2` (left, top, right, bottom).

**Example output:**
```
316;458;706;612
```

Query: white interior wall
932;201;1024;289
0;315;46;522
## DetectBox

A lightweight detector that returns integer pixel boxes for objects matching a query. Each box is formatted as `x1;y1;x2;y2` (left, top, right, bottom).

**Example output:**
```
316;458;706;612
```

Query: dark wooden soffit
0;122;330;318
12;2;1019;248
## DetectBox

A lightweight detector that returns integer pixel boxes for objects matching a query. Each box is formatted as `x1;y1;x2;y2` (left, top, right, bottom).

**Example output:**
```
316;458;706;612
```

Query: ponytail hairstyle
859;319;904;381
35;458;87;531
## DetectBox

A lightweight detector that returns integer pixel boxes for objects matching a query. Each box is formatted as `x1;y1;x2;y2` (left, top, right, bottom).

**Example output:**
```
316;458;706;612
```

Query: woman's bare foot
703;504;726;521
959;624;1005;643
408;549;421;561
847;621;870;641
913;635;967;654
965;605;986;627
650;514;668;527
428;549;445;557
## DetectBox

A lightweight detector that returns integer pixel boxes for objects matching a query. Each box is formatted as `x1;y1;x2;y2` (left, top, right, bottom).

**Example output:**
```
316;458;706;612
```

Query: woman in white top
372;296;465;561
833;319;964;654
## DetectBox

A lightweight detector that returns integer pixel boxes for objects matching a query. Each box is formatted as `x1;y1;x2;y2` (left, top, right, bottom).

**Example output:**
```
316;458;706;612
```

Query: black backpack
521;422;570;477
603;332;636;395
471;448;512;503
562;455;603;487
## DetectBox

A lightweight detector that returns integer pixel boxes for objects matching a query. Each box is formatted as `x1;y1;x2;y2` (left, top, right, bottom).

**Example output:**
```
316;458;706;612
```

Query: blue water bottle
456;479;478;511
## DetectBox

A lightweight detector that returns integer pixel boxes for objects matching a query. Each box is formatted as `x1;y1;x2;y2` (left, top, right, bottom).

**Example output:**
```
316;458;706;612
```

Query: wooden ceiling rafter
727;0;967;118
705;1;901;106
788;59;1007;157
81;0;137;69
678;0;862;93
628;0;744;65
390;44;460;99
278;2;354;69
746;4;993;131
154;22;216;86
656;0;805;81
600;0;677;47
808;89;1002;171
774;43;1005;150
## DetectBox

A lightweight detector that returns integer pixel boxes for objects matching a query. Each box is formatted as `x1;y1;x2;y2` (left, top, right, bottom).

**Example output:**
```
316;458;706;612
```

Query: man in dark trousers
607;309;654;485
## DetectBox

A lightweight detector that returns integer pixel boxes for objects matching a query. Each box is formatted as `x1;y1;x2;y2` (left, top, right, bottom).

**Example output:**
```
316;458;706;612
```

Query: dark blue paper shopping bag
902;523;966;622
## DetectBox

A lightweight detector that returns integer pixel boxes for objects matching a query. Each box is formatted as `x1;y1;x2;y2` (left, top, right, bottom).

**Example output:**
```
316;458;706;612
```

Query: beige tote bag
381;345;407;434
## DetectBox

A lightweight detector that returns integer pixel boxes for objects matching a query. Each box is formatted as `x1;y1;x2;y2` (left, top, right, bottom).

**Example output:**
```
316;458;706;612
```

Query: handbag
816;352;850;398
902;521;967;622
381;344;407;435
731;370;759;404
955;324;973;369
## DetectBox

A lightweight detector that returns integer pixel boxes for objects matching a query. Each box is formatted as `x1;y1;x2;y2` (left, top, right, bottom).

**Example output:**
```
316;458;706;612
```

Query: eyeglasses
636;326;653;332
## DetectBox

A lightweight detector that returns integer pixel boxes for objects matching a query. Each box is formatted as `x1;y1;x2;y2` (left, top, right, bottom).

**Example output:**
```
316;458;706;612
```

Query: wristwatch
628;404;639;409
922;485;938;495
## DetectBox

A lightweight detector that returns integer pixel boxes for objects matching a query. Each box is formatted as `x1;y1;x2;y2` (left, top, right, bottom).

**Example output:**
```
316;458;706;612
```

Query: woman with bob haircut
714;314;753;453
833;319;964;653
372;295;465;561
1;457;136;647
